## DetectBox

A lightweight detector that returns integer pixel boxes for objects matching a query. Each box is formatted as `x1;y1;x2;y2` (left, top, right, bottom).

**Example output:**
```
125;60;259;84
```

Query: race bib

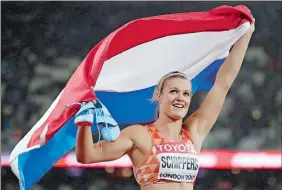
156;142;199;182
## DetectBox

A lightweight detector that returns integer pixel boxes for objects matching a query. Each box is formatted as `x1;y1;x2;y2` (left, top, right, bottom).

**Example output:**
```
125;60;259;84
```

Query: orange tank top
133;124;200;186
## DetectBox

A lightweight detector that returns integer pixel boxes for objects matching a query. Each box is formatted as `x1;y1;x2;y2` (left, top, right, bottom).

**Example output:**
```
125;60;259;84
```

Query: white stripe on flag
40;123;49;146
95;22;250;92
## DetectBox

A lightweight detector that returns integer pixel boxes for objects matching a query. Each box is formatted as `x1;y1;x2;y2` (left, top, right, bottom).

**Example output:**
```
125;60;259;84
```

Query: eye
184;92;190;97
170;89;178;94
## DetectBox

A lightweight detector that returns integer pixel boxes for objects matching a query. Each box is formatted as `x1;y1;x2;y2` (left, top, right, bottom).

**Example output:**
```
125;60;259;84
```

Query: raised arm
76;125;138;164
184;18;255;143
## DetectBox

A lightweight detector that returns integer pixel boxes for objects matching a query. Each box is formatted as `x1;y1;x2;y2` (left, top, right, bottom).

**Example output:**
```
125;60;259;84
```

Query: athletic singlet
133;124;199;186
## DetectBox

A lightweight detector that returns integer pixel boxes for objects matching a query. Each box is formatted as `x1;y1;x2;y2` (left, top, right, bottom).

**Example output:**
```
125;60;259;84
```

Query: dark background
1;2;281;190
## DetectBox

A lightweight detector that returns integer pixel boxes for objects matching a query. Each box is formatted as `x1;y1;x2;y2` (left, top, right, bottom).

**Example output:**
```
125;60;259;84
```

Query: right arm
76;125;138;164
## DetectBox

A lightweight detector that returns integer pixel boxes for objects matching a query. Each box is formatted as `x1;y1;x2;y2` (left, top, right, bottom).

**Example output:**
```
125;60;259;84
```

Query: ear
156;92;162;103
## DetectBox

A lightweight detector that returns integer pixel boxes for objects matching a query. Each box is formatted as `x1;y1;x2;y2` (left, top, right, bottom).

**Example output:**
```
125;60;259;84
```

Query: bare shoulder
122;124;151;144
184;111;200;131
183;112;201;139
122;124;149;136
122;124;145;132
184;111;205;153
125;124;145;130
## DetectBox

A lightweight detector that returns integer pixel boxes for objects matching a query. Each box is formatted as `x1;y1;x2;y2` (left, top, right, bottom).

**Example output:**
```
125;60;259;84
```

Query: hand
246;17;255;36
244;8;255;37
95;100;121;142
74;102;96;127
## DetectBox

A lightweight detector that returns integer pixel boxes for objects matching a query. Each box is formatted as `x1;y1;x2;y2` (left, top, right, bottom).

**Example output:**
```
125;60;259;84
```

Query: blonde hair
150;71;192;118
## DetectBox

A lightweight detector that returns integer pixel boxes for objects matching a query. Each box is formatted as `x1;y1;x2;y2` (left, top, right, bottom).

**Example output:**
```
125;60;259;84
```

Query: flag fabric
9;5;252;190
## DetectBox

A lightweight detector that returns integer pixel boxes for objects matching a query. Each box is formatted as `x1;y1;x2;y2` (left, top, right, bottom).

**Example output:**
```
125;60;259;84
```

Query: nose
176;93;185;102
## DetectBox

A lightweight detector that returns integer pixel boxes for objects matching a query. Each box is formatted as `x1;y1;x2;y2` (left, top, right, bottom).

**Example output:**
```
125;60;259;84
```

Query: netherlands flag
9;5;252;190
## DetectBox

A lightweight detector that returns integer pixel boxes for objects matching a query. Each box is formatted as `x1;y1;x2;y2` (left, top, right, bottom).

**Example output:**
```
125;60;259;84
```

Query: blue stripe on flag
17;117;98;189
96;57;226;125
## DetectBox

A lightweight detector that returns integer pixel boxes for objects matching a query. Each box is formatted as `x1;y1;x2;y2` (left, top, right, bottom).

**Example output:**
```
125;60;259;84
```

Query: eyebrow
169;87;191;93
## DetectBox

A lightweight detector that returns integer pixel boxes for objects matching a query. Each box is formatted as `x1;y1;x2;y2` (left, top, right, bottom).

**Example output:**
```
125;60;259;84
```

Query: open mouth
172;103;185;108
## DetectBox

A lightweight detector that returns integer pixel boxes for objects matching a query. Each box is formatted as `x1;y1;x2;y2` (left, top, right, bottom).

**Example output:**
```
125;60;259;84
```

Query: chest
154;142;199;172
138;141;200;183
155;141;197;154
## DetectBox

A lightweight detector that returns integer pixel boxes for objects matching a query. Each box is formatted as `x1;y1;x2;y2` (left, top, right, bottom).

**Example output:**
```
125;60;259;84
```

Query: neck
154;114;183;138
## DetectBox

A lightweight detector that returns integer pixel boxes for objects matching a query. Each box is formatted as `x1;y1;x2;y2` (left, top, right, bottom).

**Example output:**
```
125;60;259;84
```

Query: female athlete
75;16;255;190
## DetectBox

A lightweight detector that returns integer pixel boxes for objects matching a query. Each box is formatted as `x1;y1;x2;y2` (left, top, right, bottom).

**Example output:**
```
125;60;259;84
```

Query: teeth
173;104;184;108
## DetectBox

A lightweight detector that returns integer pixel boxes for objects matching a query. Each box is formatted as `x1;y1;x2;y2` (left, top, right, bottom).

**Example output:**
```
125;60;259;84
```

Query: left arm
184;18;255;143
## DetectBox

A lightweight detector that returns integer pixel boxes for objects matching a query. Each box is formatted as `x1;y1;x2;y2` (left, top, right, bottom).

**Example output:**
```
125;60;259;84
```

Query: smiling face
152;72;192;121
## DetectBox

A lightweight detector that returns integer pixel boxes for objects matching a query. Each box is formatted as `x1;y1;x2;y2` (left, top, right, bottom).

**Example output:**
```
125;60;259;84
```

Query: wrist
237;33;252;44
244;30;254;38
